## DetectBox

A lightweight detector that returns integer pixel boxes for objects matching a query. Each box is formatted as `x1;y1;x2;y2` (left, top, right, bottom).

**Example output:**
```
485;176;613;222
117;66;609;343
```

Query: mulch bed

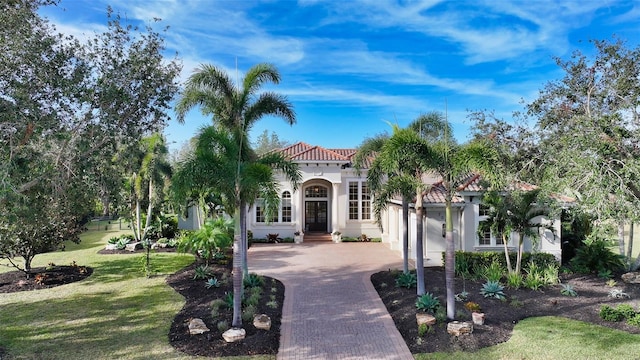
166;260;285;357
97;247;176;255
371;267;640;354
0;265;93;293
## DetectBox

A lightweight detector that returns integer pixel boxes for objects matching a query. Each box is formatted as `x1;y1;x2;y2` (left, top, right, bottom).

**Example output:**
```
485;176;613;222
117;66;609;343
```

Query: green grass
415;316;640;360
0;228;274;360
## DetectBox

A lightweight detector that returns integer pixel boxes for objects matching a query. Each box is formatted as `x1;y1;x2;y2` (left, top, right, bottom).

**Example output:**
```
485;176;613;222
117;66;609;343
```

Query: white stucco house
180;142;568;266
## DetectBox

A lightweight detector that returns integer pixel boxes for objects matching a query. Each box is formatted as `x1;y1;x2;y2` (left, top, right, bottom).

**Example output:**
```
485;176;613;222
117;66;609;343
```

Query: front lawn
0;228;273;360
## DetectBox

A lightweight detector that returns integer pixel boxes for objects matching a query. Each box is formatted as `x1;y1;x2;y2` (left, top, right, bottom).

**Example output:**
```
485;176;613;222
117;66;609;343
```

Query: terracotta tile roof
423;181;465;204
455;174;575;203
278;142;370;166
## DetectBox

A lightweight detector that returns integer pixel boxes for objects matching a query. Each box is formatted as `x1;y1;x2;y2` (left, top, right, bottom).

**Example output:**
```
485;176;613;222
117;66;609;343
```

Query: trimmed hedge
443;251;558;277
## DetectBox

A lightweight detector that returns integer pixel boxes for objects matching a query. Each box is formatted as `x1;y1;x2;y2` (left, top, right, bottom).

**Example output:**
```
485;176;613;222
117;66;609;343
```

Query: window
349;182;359;220
349;181;371;221
305;186;327;198
281;191;291;222
361;183;371;220
479;204;490;217
256;199;265;223
479;228;491;245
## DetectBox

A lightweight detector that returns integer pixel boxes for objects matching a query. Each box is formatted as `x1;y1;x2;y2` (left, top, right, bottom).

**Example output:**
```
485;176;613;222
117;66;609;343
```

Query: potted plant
331;230;342;243
294;230;304;244
465;301;485;325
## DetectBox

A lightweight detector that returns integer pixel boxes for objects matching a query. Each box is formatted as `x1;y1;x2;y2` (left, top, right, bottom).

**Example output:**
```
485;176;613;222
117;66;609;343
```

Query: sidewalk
249;242;414;360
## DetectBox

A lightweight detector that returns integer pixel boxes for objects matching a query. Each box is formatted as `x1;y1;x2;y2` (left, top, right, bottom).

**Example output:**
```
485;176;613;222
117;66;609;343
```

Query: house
180;142;567;266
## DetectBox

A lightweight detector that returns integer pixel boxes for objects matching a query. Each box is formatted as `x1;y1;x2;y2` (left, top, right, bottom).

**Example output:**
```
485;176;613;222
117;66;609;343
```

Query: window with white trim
348;181;371;221
281;191;291;223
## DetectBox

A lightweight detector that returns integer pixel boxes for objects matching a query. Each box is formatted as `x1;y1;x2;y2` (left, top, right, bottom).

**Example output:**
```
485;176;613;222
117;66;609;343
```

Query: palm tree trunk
232;204;243;328
445;200;455;320
618;222;626;269
402;198;409;274
241;200;248;277
415;194;425;296
628;223;634;271
516;234;524;274
502;233;513;273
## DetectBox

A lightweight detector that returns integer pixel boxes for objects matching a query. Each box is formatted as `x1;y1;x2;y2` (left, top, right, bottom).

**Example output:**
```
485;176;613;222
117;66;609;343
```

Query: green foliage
224;292;234;309
481;261;504;282
193;264;213;280
616;304;636;319
266;300;278;309
464;301;482;312
243;273;264;288
598;269;613;280
627;314;640;328
569;238;625;275
115;238;131;250
242;304;257;322
506;272;523;289
560;283;578;297
178;218;233;264
217;320;229;332
205;277;221;289
449;251;558;278
600;305;624;322
524;262;546;290
416;292;441;313
395;272;417;288
418;323;432;337
542;263;560;285
480;281;506;300
107;237;120;244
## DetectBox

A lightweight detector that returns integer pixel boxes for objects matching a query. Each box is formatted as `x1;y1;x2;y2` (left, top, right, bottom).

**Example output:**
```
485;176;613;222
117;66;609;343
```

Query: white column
332;183;339;232
295;187;304;233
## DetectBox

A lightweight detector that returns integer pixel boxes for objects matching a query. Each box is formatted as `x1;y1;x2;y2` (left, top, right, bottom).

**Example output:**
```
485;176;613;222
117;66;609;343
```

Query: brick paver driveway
249;241;414;360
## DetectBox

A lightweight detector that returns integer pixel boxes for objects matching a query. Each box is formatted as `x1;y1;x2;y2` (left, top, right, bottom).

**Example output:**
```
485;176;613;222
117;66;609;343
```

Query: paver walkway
249;241;414;360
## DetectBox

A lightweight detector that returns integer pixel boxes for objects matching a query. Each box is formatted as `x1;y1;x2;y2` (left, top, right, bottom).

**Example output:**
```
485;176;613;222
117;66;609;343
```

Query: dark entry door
305;201;327;232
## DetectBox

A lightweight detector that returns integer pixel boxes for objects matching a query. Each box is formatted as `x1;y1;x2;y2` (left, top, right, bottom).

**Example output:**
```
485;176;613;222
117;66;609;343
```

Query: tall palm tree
175;63;297;328
172;125;300;327
480;188;550;274
353;133;414;275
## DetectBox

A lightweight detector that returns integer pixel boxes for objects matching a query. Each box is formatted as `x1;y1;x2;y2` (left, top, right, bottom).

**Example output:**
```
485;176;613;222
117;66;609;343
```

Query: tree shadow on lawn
0;283;184;359
81;253;194;285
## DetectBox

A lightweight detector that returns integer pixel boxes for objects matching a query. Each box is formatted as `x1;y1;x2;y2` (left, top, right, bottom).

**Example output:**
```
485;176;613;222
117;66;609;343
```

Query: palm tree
354;133;414;275
171;126;300;328
175;63;297;328
480;188;550;274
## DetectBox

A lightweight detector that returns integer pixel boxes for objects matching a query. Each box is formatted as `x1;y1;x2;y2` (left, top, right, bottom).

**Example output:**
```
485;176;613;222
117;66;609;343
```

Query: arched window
281;191;291;222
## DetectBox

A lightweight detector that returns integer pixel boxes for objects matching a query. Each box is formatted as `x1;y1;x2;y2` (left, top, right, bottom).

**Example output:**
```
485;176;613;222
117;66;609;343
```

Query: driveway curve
249;242;414;360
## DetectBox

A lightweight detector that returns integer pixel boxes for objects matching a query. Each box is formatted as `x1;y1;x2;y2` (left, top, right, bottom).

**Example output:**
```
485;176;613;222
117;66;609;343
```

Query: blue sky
40;0;640;153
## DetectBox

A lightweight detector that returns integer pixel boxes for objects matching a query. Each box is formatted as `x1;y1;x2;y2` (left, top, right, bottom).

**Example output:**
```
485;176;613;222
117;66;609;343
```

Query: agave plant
480;280;506;300
416;292;441;313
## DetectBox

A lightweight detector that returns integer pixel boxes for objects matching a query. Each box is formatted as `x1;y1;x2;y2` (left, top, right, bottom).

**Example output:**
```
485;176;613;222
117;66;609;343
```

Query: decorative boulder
416;313;436;327
222;327;246;342
471;312;485;326
104;244;118;250
447;321;473;336
125;242;143;252
188;318;210;335
621;272;640;284
253;314;271;330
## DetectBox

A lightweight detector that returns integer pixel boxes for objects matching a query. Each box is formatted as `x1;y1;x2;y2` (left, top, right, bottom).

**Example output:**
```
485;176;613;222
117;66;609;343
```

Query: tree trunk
241;200;248;278
515;234;524;274
402;198;409;274
628;223;634;271
445;200;455;320
502;232;513;274
415;194;425;296
143;178;153;277
618;221;626;258
232;204;243;328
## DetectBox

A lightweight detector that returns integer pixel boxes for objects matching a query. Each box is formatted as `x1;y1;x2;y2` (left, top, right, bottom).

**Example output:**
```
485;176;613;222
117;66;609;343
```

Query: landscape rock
188;318;210;335
471;312;485;326
222;327;246;342
104;244;118;250
621;272;640;284
416;313;436;327
447;321;473;336
125;242;143;252
253;314;271;330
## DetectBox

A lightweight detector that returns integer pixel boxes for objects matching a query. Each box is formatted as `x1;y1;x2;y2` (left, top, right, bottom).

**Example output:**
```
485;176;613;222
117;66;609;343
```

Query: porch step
303;233;332;242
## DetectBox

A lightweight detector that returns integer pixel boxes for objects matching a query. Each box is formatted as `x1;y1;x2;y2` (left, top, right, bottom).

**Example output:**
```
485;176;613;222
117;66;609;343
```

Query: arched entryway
303;182;330;233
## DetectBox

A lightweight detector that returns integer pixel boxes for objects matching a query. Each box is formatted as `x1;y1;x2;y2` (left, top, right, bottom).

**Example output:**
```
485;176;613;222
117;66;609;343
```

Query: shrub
560;283;578;297
418;323;430;337
569;239;625;275
454;291;469;302
482;261;504;282
266;300;278;309
242;305;257;322
205;277;221;289
217;320;229;332
616;304;637;319
627;314;640;328
224;293;234;309
447;251;558;279
464;301;482;312
178;218;233;264
243;273;264;288
505;272;523;289
244;293;261;307
115;238;131;250
524;263;546;291
107;236;119;244
395;272;417;289
480;281;506;300
542;264;560;285
600;305;624;322
416;292;441;313
193;265;213;280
